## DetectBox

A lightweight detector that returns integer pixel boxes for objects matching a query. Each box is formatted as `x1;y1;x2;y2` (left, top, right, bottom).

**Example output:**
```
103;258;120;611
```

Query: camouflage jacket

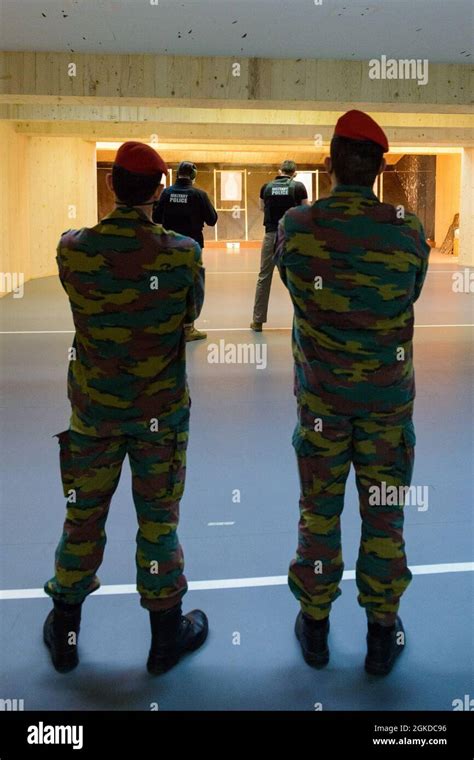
56;206;205;437
274;185;430;418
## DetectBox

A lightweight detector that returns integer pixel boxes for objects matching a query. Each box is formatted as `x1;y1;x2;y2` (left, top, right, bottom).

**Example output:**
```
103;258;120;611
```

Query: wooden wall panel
26;136;98;279
459;148;474;266
0;121;30;295
435;155;462;247
0;52;471;109
1;126;97;292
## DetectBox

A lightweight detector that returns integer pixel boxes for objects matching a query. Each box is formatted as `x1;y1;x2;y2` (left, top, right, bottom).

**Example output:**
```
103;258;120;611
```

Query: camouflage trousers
44;426;188;611
289;409;415;625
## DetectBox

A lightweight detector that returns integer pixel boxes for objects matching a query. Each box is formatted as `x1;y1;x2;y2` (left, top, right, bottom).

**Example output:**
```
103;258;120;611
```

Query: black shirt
152;178;218;248
260;175;308;232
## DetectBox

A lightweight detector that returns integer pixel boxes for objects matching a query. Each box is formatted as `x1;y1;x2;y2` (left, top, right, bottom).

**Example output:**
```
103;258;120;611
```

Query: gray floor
0;248;473;711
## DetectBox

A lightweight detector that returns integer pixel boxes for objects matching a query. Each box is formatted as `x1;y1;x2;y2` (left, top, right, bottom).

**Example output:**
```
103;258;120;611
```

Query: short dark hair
112;164;162;206
280;160;297;175
330;136;384;187
178;161;197;179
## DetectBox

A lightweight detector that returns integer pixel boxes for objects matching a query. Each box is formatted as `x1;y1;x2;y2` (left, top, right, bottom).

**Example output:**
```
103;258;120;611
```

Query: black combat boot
147;604;209;675
365;616;405;676
43;600;82;673
295;611;330;667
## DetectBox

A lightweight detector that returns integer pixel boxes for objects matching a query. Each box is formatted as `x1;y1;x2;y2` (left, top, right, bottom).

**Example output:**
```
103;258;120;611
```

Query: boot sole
147;625;209;675
365;654;402;676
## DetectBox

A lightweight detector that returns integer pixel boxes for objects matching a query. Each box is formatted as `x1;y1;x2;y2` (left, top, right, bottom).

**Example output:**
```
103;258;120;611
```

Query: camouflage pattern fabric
274;185;430;624
291;408;415;625
44;426;188;610
45;206;203;608
57;206;204;438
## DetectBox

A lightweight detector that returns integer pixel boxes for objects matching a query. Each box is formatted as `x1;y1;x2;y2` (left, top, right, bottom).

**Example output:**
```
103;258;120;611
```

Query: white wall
459;148;474;267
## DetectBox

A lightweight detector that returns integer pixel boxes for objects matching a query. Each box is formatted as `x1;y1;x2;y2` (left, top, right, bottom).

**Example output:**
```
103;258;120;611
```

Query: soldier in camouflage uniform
43;142;208;675
274;111;430;675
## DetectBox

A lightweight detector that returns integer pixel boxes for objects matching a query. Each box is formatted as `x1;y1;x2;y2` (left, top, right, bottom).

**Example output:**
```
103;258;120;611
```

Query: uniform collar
332;185;378;200
103;206;153;223
175;177;193;186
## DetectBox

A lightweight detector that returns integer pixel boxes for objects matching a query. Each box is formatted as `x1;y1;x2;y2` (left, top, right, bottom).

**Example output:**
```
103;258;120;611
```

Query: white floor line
202;325;474;330
208;521;235;526
1;324;474;335
204;328;292;331
206;270;467;275
1;562;472;601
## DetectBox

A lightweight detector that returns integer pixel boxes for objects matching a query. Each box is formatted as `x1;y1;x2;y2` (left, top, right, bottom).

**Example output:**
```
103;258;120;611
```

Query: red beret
334;110;389;152
114;141;168;176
